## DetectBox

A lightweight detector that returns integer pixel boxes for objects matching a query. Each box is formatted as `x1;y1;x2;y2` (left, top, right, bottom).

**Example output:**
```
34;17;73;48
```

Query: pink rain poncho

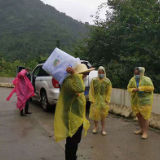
6;69;34;111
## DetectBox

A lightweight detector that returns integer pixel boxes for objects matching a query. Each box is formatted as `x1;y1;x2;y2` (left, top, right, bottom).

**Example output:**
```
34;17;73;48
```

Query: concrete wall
111;88;131;107
1;78;160;115
0;77;14;83
152;94;160;115
111;88;160;115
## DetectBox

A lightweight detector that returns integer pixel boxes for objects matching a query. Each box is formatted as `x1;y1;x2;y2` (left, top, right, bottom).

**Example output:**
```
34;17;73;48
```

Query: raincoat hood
139;67;145;76
98;66;106;78
135;67;145;77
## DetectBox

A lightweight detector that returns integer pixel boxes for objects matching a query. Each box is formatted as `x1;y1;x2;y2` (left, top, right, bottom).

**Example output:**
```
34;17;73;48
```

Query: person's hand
132;88;138;92
105;101;109;105
66;67;75;75
91;102;94;105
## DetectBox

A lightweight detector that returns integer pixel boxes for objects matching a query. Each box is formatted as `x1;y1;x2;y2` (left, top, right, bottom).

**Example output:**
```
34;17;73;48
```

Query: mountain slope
0;0;88;61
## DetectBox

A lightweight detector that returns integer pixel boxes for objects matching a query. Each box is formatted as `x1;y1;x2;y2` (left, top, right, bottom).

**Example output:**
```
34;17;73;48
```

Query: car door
31;66;41;94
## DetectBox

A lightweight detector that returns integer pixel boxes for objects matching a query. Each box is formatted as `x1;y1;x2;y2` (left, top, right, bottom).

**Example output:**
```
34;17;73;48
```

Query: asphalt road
0;88;160;160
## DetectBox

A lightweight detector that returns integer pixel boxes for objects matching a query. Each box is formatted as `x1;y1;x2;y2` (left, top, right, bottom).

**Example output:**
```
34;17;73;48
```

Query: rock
109;103;132;118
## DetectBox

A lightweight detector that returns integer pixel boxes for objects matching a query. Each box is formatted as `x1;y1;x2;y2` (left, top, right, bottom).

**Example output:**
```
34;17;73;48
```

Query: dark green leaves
74;0;160;93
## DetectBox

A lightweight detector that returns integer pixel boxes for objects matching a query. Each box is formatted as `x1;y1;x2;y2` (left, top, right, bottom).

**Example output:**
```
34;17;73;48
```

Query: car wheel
41;91;49;112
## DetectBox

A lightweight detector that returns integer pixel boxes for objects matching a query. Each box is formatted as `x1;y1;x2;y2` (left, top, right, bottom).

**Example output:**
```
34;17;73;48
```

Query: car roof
81;60;89;63
37;63;44;66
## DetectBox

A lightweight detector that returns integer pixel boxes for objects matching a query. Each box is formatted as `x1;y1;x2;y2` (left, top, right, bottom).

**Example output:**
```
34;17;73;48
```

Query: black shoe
21;113;26;116
25;112;32;114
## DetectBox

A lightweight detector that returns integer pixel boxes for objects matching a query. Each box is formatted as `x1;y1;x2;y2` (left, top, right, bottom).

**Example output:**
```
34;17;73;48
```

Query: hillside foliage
74;0;160;93
0;0;87;62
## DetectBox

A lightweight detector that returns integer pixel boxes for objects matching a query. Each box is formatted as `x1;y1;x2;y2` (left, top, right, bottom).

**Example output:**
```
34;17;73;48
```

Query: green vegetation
74;0;160;93
0;0;88;77
1;0;160;93
0;0;87;62
0;54;51;77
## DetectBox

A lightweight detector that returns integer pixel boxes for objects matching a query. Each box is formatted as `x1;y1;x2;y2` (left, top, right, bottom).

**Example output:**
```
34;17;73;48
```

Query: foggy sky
41;0;107;24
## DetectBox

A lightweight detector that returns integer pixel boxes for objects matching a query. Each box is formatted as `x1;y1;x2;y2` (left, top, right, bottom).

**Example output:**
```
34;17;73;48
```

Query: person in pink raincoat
6;68;35;116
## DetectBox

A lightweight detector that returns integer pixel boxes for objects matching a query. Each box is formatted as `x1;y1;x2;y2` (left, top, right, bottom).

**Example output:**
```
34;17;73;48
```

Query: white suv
17;60;97;112
31;64;60;111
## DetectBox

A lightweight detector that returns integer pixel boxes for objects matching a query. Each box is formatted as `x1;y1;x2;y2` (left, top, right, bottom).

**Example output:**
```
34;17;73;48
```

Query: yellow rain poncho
127;67;154;120
89;66;112;121
54;73;90;142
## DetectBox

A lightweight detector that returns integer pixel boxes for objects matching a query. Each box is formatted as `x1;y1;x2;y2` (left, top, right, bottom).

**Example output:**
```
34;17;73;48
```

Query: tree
56;40;61;48
74;0;160;93
0;0;88;62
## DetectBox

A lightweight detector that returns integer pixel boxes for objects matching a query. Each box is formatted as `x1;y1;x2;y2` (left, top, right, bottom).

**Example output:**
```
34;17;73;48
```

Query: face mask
99;74;104;78
135;75;140;79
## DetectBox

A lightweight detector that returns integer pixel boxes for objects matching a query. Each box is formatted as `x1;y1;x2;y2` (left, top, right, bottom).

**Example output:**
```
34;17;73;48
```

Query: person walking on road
89;66;112;136
54;64;94;160
127;67;154;139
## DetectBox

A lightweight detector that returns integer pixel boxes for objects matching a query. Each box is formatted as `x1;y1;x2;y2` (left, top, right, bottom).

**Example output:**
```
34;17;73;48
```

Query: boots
20;109;25;116
20;100;32;116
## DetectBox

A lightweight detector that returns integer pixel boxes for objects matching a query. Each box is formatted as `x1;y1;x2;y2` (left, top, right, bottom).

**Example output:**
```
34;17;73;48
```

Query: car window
33;67;41;77
37;67;50;77
87;62;92;68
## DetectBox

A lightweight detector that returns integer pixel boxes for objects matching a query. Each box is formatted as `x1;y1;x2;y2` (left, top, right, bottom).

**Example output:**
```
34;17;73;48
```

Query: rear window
37;67;50;77
87;62;92;68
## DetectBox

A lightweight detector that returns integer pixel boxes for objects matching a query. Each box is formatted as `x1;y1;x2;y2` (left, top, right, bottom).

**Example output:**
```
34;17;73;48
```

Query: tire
41;91;50;112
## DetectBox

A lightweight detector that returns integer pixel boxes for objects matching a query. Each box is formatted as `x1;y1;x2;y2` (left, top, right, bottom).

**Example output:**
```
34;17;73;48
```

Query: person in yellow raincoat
54;64;94;160
89;66;112;136
127;67;154;139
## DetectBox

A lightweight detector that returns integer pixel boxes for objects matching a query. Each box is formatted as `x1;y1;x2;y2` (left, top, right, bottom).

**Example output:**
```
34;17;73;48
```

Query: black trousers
65;125;83;160
20;100;29;115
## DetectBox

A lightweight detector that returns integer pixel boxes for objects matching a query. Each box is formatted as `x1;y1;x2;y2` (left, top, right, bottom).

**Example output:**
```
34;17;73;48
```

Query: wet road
0;88;160;160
